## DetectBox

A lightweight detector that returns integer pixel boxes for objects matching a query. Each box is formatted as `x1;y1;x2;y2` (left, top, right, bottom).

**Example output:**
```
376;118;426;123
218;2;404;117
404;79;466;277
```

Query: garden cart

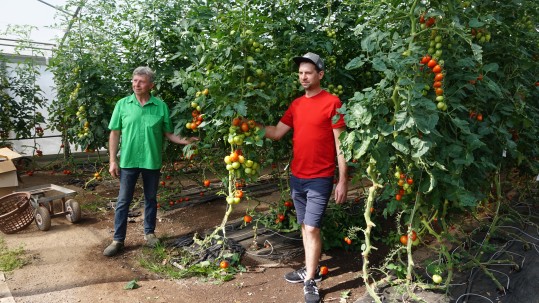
16;184;82;231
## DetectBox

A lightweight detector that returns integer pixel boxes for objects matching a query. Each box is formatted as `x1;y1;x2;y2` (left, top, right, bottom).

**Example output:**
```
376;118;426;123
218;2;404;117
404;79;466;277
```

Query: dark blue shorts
290;175;334;228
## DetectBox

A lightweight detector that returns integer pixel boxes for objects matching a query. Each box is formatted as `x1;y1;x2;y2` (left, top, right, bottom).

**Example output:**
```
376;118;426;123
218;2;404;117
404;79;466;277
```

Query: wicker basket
0;192;34;234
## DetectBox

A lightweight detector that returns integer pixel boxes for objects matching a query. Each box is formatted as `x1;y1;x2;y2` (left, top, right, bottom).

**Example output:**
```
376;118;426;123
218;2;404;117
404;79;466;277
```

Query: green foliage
0;25;47;146
321;204;366;251
339;0;539;223
123;279;140;290
0;238;26;272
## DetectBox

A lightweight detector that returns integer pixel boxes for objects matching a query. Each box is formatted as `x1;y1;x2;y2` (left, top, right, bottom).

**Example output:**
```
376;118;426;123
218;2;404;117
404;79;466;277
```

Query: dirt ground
4;166;537;303
1;170;366;303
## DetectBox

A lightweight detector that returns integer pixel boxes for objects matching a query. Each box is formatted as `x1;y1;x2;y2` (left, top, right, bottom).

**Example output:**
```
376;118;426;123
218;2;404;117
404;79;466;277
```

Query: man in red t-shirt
263;52;348;303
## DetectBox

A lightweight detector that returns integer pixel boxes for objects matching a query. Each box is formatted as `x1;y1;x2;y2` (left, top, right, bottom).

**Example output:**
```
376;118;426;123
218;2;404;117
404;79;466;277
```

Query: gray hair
132;66;155;83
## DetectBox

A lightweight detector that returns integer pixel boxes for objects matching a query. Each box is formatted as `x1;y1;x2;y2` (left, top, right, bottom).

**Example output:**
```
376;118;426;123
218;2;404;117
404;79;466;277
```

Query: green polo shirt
108;94;173;169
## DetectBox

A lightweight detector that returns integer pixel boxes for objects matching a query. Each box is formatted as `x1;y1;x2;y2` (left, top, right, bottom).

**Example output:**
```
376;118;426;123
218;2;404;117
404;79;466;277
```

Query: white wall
4;57;65;157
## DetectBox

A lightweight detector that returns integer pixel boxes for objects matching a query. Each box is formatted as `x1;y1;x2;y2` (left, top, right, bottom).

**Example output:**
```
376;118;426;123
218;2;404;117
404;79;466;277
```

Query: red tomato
203;179;211;187
400;235;408;245
433;81;442;88
232;117;241;126
407;178;413;185
235;190;244;198
410;230;418;241
219;260;229;269
427;59;437;68
229;152;239;162
476;113;483;121
398;189;405;196
344;237;352;245
435;88;444;96
432;65;442;73
284;201;293;208
395;194;402;201
426;17;436;27
278;214;285;222
320;266;329;276
420;55;431;64
244;215;253;223
241;122;249;132
434;73;444;81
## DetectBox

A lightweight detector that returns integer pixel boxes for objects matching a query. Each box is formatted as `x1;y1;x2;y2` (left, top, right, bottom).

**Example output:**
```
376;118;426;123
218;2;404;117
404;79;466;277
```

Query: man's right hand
109;161;120;178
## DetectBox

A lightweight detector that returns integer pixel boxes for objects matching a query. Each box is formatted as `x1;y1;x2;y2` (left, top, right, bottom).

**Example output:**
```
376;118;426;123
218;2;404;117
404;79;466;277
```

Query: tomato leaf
124;279;139;290
468;18;485;28
371;57;387;72
345;56;366;70
410;138;431;158
482;63;498;73
392;137;410;155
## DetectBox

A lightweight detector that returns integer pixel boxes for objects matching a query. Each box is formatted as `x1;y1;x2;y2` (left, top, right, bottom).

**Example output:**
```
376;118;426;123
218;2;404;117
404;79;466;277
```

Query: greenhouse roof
0;0;69;57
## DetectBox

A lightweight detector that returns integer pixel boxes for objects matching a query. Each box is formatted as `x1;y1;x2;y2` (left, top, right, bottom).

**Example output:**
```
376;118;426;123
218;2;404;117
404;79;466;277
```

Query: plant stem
362;161;382;303
420;218;454;288
405;194;421;286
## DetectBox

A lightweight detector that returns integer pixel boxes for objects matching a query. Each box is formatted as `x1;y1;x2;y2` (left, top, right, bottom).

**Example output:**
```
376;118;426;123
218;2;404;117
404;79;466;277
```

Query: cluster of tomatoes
419;12;436;29
399;230;418;246
185;88;208;131
468;110;484;122
471;28;491;44
224;150;260;178
327;83;344;96
35;126;44;137
226;118;262;177
420;54;447;111
394;169;414;201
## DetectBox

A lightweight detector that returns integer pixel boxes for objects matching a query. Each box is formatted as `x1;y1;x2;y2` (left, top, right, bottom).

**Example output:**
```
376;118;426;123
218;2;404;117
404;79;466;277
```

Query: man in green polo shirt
103;66;195;257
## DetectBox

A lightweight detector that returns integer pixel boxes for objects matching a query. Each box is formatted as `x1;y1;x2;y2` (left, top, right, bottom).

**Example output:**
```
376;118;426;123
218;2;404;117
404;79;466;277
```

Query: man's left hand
334;180;348;204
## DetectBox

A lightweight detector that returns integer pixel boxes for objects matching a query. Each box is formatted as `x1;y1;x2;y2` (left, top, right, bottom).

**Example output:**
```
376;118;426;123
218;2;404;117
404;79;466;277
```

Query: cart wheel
35;206;51;231
65;199;81;223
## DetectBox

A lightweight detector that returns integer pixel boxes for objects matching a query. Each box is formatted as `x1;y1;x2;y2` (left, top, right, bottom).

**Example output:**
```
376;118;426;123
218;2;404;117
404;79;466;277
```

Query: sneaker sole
284;276;322;283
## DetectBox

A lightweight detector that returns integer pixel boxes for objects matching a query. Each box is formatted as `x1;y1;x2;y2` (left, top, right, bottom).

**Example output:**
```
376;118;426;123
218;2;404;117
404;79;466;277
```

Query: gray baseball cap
293;52;324;71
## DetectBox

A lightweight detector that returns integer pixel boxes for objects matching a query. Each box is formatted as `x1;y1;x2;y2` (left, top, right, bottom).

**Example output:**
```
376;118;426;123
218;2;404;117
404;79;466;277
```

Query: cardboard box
0;148;22;197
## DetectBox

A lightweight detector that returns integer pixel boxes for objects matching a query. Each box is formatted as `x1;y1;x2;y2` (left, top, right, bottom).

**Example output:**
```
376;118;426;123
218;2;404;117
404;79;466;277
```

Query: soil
1;169;366;303
2;166;537;303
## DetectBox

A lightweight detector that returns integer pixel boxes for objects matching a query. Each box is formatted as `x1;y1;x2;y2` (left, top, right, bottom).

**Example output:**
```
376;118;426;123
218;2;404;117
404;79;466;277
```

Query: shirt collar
127;93;156;105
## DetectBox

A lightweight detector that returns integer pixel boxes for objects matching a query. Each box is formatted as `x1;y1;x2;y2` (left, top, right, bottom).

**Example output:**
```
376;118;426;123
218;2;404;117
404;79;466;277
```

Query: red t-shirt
280;90;346;179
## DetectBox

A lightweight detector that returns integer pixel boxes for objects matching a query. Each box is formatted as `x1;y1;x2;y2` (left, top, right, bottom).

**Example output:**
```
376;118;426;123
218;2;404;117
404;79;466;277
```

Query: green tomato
233;136;243;145
437;102;446;110
432;274;443;284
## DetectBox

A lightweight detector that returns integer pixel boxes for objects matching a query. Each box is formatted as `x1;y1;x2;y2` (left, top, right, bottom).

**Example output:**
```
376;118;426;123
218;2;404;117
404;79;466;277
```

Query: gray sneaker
144;233;160;247
284;266;322;283
304;279;321;303
103;241;124;257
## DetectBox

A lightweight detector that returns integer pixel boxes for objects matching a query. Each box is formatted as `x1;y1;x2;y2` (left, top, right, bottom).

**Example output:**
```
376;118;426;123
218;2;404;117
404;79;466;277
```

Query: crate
0;192;34;234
